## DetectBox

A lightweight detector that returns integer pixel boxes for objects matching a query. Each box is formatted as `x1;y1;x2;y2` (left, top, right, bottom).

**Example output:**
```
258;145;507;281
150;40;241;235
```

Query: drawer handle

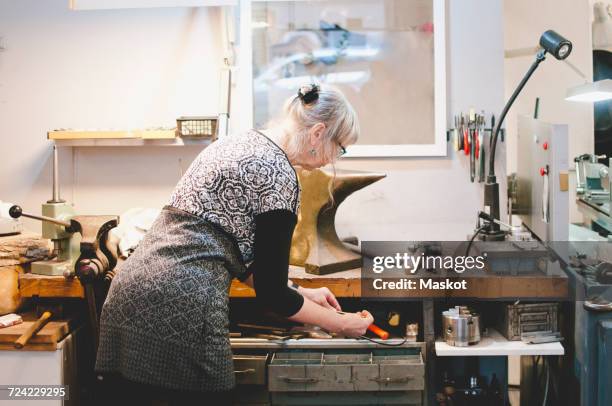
234;369;256;375
371;376;413;384
279;377;319;384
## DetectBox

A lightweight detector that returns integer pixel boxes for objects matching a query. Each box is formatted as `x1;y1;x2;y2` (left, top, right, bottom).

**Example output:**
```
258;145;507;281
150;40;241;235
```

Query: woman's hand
337;310;374;338
298;287;341;311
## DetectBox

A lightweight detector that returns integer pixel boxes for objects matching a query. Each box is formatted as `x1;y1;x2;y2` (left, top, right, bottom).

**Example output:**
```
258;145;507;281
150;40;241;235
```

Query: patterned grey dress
96;130;300;391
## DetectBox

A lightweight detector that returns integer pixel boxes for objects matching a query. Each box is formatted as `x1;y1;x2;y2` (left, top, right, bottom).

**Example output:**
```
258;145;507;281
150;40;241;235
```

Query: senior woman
95;84;373;405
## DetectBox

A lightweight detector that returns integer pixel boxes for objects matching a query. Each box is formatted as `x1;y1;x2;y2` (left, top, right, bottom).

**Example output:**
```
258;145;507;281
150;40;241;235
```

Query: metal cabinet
267;351;424;405
234;354;268;385
596;321;612;406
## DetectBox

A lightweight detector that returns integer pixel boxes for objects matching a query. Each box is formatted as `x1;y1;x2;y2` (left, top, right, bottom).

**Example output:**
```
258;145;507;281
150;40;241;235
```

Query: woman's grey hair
279;84;359;163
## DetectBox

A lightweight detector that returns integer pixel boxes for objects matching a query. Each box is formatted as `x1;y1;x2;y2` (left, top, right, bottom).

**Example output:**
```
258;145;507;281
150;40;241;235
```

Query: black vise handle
9;205;77;231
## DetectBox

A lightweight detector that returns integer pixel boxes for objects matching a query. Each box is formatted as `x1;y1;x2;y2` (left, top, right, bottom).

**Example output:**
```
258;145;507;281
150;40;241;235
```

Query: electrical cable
465;226;487;256
531;355;539;403
542;357;550;406
357;335;408;347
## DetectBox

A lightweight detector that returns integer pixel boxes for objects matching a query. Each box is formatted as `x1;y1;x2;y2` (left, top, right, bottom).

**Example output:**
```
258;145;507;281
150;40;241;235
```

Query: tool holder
446;111;503;185
446;112;505;142
446;127;505;142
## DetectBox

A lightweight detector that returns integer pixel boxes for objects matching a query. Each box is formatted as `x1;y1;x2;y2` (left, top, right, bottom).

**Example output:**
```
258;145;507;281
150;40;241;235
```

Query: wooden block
0;265;24;315
48;130;175;140
0;320;69;351
139;130;176;139
18;274;84;299
0;233;51;267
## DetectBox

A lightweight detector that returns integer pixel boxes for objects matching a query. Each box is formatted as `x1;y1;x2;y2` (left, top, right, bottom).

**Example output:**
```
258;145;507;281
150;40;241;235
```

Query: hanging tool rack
446;110;505;183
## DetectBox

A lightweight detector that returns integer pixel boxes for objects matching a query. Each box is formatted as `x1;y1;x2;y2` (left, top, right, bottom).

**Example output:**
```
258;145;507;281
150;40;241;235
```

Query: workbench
18;265;569;300
14;259;570;406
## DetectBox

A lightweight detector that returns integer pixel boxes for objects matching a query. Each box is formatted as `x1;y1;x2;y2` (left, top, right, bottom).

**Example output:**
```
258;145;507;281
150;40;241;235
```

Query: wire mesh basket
176;116;218;139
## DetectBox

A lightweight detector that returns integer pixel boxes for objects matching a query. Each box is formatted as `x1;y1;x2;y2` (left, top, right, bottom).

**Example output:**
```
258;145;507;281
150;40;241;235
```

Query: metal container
497;302;559;341
176;116;218;139
442;307;481;346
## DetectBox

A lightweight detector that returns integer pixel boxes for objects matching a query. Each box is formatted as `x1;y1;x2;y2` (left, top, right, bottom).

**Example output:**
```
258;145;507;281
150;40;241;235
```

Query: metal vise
10;204;119;351
72;215;120;352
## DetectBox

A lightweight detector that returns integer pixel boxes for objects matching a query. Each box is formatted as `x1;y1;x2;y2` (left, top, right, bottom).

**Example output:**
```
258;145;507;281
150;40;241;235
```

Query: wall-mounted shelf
69;0;237;10
48;130;213;147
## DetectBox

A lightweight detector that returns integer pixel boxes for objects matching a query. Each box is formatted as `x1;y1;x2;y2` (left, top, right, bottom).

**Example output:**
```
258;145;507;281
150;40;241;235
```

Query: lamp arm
488;50;547;181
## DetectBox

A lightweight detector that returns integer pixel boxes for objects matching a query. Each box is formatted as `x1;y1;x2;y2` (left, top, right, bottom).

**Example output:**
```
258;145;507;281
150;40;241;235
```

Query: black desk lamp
480;30;572;241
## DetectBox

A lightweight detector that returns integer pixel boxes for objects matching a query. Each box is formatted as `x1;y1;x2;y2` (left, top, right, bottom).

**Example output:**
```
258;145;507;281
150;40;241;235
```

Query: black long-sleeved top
249;209;304;317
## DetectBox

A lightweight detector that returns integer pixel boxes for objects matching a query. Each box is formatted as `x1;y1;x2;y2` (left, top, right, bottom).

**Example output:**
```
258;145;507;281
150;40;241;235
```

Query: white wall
0;0;505;241
0;0;223;230
335;0;505;241
503;0;594;224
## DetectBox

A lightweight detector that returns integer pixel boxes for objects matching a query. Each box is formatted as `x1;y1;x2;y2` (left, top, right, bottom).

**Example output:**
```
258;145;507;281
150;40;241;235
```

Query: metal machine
563;249;612;406
9;144;120;353
502;121;612;405
9;146;81;276
574;154;612;236
571;154;612;405
512;116;570;242
575;154;609;198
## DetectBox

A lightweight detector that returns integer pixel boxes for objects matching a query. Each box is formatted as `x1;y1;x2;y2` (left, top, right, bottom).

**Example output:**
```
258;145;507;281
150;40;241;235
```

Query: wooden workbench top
19;273;84;298
0;318;70;351
231;266;363;298
232;266;568;299
18;265;568;300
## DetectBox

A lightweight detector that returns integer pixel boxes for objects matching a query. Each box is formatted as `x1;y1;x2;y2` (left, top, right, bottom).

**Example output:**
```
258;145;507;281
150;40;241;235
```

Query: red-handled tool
337;311;390;340
367;324;389;340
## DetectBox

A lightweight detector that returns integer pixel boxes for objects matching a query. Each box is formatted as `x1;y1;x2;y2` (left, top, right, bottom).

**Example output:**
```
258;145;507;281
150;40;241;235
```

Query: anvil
290;168;386;275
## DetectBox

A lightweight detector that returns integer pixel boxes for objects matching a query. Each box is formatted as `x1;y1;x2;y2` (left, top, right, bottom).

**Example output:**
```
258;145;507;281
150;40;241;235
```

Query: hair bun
297;84;320;104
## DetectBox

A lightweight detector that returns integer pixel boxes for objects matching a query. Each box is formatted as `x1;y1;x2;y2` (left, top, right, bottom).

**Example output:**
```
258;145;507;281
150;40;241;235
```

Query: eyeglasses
337;143;347;158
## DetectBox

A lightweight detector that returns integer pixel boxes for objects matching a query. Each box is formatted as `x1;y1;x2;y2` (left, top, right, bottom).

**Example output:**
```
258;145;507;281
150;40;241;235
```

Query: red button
540;167;547;176
543;142;548;150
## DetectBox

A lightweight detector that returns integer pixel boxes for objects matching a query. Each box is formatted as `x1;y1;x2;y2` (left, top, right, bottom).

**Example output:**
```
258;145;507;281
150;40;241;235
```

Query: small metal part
521;331;563;344
8;205;72;228
584;298;612;312
49;145;65;204
405;323;418;342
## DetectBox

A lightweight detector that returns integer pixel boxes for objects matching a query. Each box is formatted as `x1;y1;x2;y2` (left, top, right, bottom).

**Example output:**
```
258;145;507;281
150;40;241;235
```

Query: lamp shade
566;79;612;102
539;30;572;60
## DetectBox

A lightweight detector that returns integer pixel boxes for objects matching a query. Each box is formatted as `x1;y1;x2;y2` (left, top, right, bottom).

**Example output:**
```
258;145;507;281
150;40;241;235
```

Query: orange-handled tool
367;324;389;340
337;311;390;340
